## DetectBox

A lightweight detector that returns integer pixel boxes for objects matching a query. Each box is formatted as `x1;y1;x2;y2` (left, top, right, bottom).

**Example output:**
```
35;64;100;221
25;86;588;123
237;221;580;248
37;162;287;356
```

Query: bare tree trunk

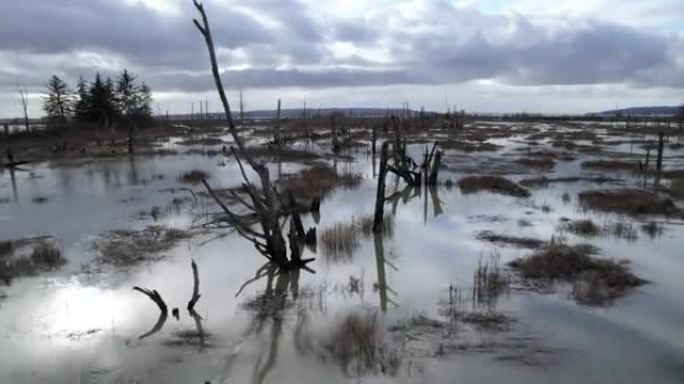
18;88;30;132
274;98;281;144
656;132;665;172
371;123;377;156
331;114;340;151
193;0;291;267
373;142;389;233
239;87;244;125
302;100;308;138
428;150;442;185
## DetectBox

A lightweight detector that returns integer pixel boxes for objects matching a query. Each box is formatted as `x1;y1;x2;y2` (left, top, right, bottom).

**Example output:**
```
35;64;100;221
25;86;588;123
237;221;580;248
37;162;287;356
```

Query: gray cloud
0;0;682;117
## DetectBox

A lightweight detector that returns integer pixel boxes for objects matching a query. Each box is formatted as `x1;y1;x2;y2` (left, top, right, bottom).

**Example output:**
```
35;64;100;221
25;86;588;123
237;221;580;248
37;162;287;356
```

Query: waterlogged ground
2;121;684;383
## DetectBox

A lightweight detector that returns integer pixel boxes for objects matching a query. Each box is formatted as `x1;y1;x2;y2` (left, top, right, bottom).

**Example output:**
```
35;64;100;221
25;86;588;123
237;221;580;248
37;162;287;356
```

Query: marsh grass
473;252;511;311
578;189;681;216
326;311;401;377
178;169;209;184
93;226;191;267
0;241;65;284
581;160;639;172
641;221;664;239
279;165;363;201
320;222;360;262
668;178;684;199
458;176;531;198
509;238;645;305
514;157;555;169
476;231;544;249
321;215;395;262
562;219;638;241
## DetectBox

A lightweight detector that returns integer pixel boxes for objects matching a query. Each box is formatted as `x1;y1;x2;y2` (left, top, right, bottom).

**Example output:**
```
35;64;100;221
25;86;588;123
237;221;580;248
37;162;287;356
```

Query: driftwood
187;259;202;310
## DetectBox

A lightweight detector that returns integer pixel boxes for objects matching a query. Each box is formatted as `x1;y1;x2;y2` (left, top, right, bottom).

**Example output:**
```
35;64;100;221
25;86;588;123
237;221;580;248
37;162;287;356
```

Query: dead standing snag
192;1;314;269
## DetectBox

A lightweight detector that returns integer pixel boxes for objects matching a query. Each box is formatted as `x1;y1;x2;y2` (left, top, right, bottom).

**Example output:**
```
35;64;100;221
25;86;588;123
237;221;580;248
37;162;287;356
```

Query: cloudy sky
1;0;683;118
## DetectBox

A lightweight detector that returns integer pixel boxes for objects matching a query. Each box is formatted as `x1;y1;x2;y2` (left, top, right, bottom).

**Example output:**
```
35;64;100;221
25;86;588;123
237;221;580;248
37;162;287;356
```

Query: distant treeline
42;70;153;129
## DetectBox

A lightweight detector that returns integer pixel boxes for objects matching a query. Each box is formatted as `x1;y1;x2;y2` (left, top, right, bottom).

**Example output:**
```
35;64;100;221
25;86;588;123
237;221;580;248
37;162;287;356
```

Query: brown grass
476;231;544;249
578;189;681;216
1;241;65;284
320;222;360;262
509;239;645;305
581;160;639;172
561;219;638;241
279;165;363;201
514;157;555;169
92;226;191;267
326;311;400;376
178;169;209;184
668;178;684;199
458;176;531;198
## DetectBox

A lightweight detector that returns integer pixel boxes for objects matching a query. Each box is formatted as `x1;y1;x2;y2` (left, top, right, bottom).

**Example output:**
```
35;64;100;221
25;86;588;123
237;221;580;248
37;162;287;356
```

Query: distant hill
591;106;680;117
168;107;436;121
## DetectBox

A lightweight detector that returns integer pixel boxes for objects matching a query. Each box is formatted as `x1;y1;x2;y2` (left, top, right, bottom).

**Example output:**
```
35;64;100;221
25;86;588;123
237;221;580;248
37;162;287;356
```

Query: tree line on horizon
42;70;153;129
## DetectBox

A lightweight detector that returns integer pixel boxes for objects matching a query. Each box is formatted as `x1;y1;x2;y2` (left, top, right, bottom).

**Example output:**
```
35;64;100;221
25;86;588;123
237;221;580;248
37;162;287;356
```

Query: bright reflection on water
1;128;684;383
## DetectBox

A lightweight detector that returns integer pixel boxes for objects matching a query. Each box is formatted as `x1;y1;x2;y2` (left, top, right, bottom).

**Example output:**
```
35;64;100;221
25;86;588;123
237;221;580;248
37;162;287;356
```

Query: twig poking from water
133;286;168;314
187;259;202;310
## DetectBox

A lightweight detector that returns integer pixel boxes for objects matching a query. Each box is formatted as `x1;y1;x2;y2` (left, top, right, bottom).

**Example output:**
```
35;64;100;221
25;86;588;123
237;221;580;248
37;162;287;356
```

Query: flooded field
2;120;684;383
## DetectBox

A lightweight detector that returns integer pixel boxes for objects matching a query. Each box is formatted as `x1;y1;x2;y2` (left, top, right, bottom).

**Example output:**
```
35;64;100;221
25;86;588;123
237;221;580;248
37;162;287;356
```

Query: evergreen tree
74;76;91;122
88;73;119;127
42;75;73;123
116;69;137;117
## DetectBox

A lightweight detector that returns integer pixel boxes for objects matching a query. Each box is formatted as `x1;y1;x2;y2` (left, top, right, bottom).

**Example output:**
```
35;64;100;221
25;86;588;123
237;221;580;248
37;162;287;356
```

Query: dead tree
239;87;245;125
331;113;340;151
193;0;313;270
373;142;389;233
274;98;282;145
656;132;665;172
18;88;30;132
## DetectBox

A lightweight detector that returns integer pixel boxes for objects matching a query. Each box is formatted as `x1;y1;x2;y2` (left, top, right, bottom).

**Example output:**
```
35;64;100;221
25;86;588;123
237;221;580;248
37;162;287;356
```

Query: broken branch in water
187;258;202;311
133;286;168;314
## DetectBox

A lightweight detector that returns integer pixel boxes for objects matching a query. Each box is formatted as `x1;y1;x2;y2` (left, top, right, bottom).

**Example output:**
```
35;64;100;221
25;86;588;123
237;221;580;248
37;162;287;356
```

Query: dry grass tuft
561;219;638;241
476;231;544;249
458;176;531;198
320;222;360;262
92;226;191;267
279;165;363;201
509;239;645;305
326;311;401;377
578;189;681;216
1;241;65;284
581;160;639;172
178;169;209;184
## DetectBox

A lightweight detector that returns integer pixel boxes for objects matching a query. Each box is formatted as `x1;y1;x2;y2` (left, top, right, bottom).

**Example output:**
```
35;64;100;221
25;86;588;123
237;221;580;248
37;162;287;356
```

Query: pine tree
116;69;137;117
74;76;91;122
42;75;73;123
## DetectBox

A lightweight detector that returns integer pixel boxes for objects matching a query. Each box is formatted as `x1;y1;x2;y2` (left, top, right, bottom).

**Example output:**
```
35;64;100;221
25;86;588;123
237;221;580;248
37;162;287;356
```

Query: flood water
2;122;684;383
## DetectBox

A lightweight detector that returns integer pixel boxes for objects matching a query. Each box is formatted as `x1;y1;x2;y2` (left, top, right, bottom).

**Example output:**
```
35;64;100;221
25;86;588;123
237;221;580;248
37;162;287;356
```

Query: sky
0;0;683;118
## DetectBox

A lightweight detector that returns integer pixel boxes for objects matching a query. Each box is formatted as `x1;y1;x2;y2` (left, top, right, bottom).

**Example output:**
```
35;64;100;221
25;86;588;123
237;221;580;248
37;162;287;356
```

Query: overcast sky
1;0;683;118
